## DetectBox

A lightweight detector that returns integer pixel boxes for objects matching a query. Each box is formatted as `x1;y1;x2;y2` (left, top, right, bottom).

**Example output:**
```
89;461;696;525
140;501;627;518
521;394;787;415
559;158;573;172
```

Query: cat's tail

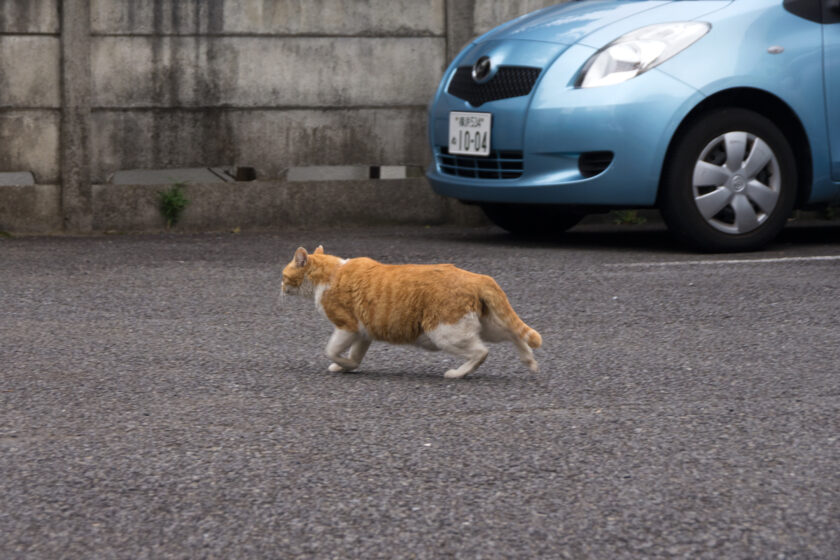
480;280;542;349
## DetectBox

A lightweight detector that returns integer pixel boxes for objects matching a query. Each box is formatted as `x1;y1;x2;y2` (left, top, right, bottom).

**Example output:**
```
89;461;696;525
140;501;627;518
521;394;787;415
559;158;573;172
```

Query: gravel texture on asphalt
2;224;839;558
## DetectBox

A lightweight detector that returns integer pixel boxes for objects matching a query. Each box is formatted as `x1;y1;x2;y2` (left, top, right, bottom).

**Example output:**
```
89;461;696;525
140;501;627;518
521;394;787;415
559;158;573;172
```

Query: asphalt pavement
2;222;839;558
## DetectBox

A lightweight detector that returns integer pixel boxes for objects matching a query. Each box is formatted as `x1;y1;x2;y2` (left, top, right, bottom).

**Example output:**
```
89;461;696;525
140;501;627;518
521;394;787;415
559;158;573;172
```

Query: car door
825;0;840;180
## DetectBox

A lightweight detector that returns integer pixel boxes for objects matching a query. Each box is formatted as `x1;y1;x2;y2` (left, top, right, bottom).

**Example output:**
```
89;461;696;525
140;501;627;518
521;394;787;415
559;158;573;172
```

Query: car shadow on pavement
427;221;840;254
434;224;684;253
775;222;840;246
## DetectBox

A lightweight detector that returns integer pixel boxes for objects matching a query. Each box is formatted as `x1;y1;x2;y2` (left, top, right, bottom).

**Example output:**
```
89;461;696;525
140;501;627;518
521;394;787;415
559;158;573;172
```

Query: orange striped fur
281;246;541;378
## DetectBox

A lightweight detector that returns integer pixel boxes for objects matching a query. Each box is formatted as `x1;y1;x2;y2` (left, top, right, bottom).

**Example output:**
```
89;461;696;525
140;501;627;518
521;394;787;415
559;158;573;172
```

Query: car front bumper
427;44;704;207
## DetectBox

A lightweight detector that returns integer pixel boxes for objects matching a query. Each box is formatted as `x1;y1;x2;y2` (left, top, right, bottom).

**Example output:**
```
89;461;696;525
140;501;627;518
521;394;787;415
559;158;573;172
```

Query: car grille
447;66;541;107
436;147;524;179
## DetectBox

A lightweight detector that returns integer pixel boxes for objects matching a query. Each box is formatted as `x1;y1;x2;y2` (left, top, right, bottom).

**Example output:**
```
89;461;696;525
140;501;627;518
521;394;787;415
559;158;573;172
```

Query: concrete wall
0;0;562;233
0;0;61;185
88;0;448;183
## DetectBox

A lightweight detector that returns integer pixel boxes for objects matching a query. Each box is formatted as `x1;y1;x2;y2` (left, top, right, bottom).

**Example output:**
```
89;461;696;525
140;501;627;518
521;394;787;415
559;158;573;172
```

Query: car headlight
576;22;710;88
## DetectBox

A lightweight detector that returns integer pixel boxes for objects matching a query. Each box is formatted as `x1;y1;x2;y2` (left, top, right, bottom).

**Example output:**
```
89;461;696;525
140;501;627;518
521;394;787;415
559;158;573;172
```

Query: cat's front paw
444;369;467;379
328;363;347;373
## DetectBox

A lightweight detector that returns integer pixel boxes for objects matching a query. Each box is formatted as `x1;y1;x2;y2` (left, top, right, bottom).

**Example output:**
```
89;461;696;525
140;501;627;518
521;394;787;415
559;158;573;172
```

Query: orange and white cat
281;246;541;379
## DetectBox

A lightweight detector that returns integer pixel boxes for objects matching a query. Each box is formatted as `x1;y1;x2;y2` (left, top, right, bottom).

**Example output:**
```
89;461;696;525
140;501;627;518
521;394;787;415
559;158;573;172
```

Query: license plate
449;111;492;157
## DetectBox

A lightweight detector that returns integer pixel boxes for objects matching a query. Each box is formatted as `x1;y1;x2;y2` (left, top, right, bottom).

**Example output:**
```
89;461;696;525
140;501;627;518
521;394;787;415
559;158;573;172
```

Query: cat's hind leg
480;314;539;372
439;337;488;379
325;329;363;372
328;337;371;373
513;337;539;372
427;314;489;379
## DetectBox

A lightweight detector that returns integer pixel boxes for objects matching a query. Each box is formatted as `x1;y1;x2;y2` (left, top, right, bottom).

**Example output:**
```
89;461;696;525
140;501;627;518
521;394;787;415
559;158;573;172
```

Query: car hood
476;0;732;46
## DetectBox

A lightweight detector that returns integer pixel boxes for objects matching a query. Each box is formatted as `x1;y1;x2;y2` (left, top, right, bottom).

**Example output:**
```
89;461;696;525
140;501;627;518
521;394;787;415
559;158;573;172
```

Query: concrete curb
0;184;63;232
3;180;832;235
0;178;488;234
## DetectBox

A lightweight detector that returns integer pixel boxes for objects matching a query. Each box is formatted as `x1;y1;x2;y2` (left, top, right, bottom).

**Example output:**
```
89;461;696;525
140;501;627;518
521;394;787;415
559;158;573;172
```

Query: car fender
654;2;834;203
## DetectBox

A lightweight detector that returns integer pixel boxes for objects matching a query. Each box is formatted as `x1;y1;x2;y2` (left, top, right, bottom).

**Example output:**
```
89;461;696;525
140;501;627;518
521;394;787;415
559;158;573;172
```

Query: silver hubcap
692;131;781;235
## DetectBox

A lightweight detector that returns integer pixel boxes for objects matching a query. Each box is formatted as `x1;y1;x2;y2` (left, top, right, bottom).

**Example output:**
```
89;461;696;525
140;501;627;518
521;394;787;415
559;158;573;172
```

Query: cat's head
281;245;325;297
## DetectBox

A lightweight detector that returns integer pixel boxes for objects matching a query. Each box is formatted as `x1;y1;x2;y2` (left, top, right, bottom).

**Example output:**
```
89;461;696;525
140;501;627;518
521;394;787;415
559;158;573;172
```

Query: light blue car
426;0;840;251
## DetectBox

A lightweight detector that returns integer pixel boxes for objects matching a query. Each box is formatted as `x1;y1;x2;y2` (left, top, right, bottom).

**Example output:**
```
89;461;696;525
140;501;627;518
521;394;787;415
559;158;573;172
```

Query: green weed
158;183;189;228
611;210;647;225
822;206;839;221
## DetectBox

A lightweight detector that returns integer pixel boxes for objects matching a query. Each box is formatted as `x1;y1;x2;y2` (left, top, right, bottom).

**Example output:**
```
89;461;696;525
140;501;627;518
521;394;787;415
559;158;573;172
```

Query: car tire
481;203;584;236
660;108;797;252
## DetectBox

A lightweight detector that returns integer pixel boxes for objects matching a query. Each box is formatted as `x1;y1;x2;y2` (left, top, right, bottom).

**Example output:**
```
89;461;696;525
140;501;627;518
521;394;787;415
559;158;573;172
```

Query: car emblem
472;56;492;83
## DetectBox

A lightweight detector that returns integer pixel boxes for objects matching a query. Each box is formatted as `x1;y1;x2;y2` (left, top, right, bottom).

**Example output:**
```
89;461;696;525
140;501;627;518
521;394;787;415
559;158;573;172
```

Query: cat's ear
314;245;324;255
294;247;308;267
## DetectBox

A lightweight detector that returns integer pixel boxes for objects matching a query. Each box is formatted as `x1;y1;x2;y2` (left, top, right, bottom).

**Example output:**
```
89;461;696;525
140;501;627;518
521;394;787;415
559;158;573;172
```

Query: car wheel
481;203;584;236
660;108;797;252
